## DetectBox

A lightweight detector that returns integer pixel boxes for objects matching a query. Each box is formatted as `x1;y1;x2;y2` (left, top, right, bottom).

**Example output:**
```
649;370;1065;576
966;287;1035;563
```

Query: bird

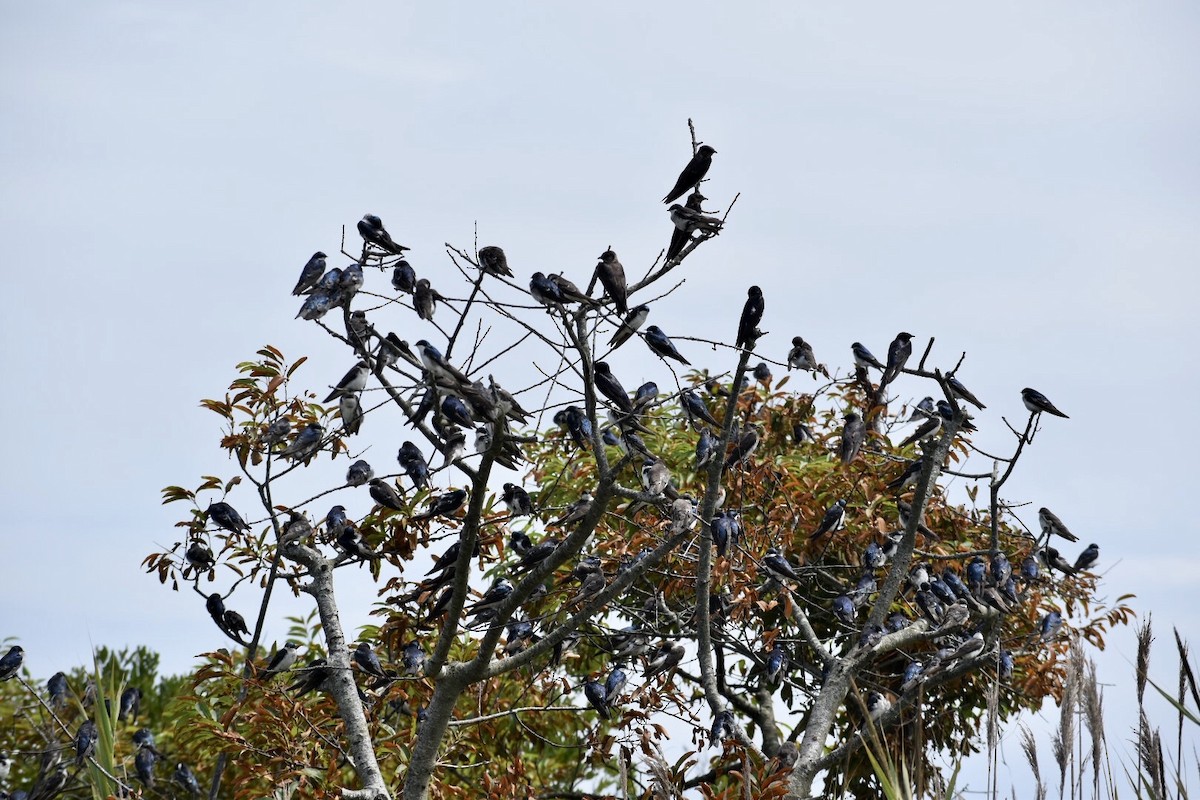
605;667;628;705
357;214;409;254
260;417;291;447
851;342;884;371
990;552;1013;586
1038;508;1079;542
831;594;856;625
134;743;157;787
736;286;764;349
644;641;686;679
337;526;378;561
323;362;369;403
502;483;533;517
47;671;68;709
936;400;977;432
549;492;595;529
947;376;986;409
762;547;801;582
593;362;634;413
663;144;716;204
753;362;772;384
1039;611;1064;641
396;441;431;489
1022;388;1069;418
787;336;818;373
666;192;723;261
709;709;735;748
288;658;334;697
292;251;328;296
583;679;609;719
594;250;628;314
810;499;847;539
345;460;374;487
643;325;690;365
863;541;887;570
369;479;406;512
339;394;364;435
402;641;426;676
549;273;596;306
186;540;215;572
353;642;388;680
641;458;672;496
440;395;473;428
880;332;913;386
1038;546;1079;576
391;260;416;292
568;570;606;606
609;304;650;348
280;423;324;462
413;489;468;521
886;458;924;491
680;389;719;428
276;514;308;545
0;646;23;681
529;272;566;308
1074;543;1100;571
339;262;364;301
477;246;512;278
413;279;441;321
897;500;939;540
467;580;514;621
260;642;299;680
118;687;142;722
174;762;202;797
724;423;760;469
295;289;337;321
866;691;891;722
898;414;942;448
223;609;250;639
839;412;866;464
75;720;98;766
205;593;227;630
206;502;251;534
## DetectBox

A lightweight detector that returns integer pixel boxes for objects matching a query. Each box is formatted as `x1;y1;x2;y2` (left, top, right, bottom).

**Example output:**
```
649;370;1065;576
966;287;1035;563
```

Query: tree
2;124;1130;800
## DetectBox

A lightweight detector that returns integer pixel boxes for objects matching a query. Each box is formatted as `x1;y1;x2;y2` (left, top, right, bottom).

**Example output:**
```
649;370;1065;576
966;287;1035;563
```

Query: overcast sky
2;1;1197;793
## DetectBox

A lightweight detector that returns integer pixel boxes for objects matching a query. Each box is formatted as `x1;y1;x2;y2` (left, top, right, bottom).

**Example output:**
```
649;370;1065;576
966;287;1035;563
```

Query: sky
1;1;1197;794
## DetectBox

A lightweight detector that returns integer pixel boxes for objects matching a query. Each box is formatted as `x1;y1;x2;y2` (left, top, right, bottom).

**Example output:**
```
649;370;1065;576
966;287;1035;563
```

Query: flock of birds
0;141;1104;796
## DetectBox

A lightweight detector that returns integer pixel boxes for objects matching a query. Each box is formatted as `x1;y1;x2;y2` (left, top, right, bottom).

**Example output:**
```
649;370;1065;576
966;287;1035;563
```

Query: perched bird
851;342;884;371
632;381;659;409
174;762;202;797
292;251;328;296
593;362;634;413
467;580;514;621
339;394;364;435
546;273;595;306
709;709;735;748
880;332;913;387
762;547;801;582
644;641;686;679
511;536;560;574
663;144;716;204
906;396;936;422
323;362;369;404
753;362;772;384
391;260;417;292
397;441;431;489
897;500;939;540
764;642;789;685
643;325;690;365
186;540;215;572
680;389;719;427
851;572;878;608
695;428;717;470
947;376;986;409
75;720;98;765
1038;507;1079;543
353;642;388;680
609;304;650;348
1074;543;1100;571
337;527;378;561
205;593;228;631
583;679;609;719
549;491;594;528
414;489;468;521
886;458;924;491
529;272;566;308
724;423;760;469
413;279;441;321
736;286;764;349
118;687;142;722
223;609;250;639
132;727;156;751
966;557;987;594
1038;546;1079;576
901;661;926;691
261;417;292;447
898;414;942;448
345;459;374;487
1039;610;1064;641
0;646;24;681
134;744;157;787
402;641;426;676
206;502;251;534
502;483;533;517
999;650;1015;680
832;594;856;625
787;336;818;373
863;541;886;570
641;458;672;497
280;423;324;462
357;214;409;254
477;246;512;278
942;570;969;600
665;192;722;260
1022;388;1069;418
594;250;628;314
567;570;606;606
605;667;628;705
810;498;847;540
1020;556;1040;582
440;395;473;428
369;479;406;512
839;412;866;464
339;262;364;301
866;691;891;721
936;400;977;432
989;552;1012;586
260;642;299;680
47;671;69;708
289;658;333;697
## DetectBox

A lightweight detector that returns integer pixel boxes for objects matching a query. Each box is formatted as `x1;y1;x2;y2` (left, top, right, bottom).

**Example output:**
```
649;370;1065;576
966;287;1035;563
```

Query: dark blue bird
948;375;986;409
810;499;847;540
292;251;328;296
966;557;986;595
346;460;373;487
281;423;323;461
736;286;764;350
397;441;431;489
832;594;856;625
990;553;1012;586
0;646;24;681
1040;610;1064;641
593;362;634;413
663;144;716;204
680;389;719;428
941;568;970;600
391;260;416;292
353;642;387;679
439;395;473;428
174;762;201;797
753;362;772;384
47;671;68;708
999;650;1014;680
762;547;800;582
357;214;409;254
369;479;406;512
765;643;788;685
415;489;468;521
477;246;512;278
1022;388;1069;418
880;332;913;386
75;720;98;766
584;679;609;719
530;271;566;307
296;289;337;320
643;326;690;365
403;641;426;676
710;709;735;748
863;541;886;570
605;667;628;704
711;512;734;557
851;342;884;371
206;502;250;534
1074;543;1100;571
502;483;533;517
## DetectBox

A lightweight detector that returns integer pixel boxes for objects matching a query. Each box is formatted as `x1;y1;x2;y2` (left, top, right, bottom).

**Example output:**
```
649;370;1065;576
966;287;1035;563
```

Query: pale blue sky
2;1;1197;792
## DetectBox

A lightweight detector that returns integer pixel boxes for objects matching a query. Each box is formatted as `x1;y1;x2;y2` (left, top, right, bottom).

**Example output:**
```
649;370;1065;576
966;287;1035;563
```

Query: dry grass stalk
1020;723;1047;800
1082;659;1105;797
